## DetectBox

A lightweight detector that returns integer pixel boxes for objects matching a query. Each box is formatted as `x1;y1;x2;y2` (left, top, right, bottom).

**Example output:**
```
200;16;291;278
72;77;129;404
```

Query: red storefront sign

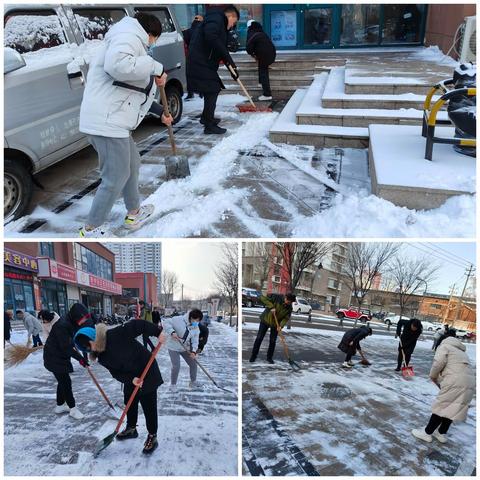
4;248;39;272
4;271;33;281
89;275;123;295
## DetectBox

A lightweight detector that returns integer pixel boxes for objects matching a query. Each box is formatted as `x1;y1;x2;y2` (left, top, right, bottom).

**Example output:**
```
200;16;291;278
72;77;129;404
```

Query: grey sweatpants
87;134;141;227
168;349;197;385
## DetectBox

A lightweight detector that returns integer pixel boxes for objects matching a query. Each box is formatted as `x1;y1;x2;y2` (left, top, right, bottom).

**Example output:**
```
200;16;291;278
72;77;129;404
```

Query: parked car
421;320;438;331
383;315;410;327
336;307;372;322
455;329;469;339
242;288;262;308
292;297;312;314
4;3;186;220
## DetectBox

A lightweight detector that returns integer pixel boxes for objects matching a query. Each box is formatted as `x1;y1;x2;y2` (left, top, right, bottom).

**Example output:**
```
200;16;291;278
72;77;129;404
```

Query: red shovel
399;339;414;378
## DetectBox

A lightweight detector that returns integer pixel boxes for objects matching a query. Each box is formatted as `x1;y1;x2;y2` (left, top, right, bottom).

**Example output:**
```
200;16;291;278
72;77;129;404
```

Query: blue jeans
32;334;43;347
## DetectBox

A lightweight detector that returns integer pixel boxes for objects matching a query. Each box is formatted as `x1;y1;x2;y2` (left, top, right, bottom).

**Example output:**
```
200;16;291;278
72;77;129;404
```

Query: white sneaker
78;225;112;238
69;407;85;420
432;431;447;443
411;428;432;443
124;204;154;230
347;361;354;366
342;362;353;368
258;95;273;101
54;404;70;414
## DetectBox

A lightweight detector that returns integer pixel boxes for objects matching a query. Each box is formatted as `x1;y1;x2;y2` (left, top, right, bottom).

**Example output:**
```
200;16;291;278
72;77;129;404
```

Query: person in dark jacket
74;320;165;454
152;307;161;326
249;293;296;364
338;326;373;368
246;19;276;100
395;318;422;371
198;321;209;353
186;5;240;135
43;303;93;420
4;310;12;346
183;15;204;99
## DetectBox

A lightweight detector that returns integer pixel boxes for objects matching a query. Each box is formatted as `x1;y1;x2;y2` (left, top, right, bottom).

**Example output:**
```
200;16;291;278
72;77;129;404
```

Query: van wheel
4;159;32;220
166;85;183;124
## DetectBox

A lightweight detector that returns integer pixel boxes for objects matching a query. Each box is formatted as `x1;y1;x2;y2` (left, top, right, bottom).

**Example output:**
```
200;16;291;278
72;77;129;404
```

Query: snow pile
411;46;458;67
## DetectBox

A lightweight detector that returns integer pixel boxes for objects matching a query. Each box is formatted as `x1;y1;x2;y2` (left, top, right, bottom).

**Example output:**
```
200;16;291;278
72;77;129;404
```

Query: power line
407;244;473;270
419;242;472;268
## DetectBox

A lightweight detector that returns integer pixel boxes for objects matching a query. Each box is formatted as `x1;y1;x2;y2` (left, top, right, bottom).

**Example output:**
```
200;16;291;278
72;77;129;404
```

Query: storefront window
382;4;424;44
304;8;332;46
74;244;113;280
41;280;67;316
236;4;263;48
5;279;35;313
340;5;380;46
81;291;103;315
270;9;297;48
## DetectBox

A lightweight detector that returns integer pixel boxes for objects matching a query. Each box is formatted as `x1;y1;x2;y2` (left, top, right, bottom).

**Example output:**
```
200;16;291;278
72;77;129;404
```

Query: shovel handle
272;311;291;359
87;366;116;411
159;85;177;155
227;64;256;109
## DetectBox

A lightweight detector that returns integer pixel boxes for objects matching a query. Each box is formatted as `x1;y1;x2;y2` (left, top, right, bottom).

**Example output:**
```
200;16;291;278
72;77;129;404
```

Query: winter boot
143;434;158;454
266;358;275;364
69;407;85;420
79;225;112;238
249;356;256;363
124;204;155;230
54;403;70;414
432;431;447;443
204;124;227;135
411;428;432;443
116;426;139;440
342;362;353;368
200;117;220;126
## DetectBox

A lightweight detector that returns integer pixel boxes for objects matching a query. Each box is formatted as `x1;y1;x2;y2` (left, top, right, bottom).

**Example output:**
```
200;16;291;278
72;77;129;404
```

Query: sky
399;242;475;295
162;241;234;299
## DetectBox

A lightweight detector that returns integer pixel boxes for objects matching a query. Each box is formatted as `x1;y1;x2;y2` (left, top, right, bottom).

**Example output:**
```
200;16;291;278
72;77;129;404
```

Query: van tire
4;159;32;220
165;85;183;124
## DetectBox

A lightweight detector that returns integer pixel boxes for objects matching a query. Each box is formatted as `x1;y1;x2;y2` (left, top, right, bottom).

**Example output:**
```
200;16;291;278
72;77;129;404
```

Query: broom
5;344;43;368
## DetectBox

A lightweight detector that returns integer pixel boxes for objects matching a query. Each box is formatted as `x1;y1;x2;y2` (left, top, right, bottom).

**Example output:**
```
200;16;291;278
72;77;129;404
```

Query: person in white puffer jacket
78;13;173;238
162;309;202;389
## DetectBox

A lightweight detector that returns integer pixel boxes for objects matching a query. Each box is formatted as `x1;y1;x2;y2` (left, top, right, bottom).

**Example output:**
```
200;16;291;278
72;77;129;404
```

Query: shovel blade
94;431;117;458
165;155;190;180
402;366;414;377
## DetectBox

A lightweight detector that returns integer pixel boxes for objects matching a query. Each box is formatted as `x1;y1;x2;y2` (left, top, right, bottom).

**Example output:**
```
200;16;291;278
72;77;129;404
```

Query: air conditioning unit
459;16;476;63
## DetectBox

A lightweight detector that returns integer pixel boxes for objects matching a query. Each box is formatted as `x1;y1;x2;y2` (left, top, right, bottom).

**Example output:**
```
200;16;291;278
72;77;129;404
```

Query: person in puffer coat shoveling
43;303;93;420
337;326;373;368
412;330;475;445
78;13;173;238
246;20;276;101
162;310;202;389
74;320;165;454
249;293;295;364
16;309;43;347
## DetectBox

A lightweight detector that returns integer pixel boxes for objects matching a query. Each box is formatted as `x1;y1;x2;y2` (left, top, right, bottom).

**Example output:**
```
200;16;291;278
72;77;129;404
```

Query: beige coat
430;337;475;421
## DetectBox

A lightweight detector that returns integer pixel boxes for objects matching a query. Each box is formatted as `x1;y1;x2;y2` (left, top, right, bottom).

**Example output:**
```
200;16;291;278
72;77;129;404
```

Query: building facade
115;272;159;307
4;242;122;316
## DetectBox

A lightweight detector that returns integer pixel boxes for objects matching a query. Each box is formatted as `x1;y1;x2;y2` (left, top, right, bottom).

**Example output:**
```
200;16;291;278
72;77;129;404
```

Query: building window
4;278;35;313
430;303;442;310
382;4;424;44
340;5;381;46
39;242;55;259
74;244;113;280
303;8;332;46
41;280;67;316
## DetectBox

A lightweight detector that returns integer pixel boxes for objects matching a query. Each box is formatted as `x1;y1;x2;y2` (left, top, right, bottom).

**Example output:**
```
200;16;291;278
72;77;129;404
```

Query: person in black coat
198;321;209;353
183;15;204;99
43;303;93;419
4;310;12;346
395;318;423;371
337;326;372;368
186;5;239;135
246;20;276;100
74;320;165;455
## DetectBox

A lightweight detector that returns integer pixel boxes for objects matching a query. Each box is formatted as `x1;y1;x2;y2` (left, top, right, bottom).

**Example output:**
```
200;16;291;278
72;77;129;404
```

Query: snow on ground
4;322;238;476
242;324;476;476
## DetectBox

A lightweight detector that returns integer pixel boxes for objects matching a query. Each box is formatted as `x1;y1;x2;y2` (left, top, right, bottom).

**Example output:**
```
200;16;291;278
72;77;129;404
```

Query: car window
72;8;127;40
134;7;176;33
4;10;67;53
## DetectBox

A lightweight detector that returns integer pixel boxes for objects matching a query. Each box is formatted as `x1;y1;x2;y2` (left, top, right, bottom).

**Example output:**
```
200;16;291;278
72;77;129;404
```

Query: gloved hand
79;358;89;368
228;63;239;81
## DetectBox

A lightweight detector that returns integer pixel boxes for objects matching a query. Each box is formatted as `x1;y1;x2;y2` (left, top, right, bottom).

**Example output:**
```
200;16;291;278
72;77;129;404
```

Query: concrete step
269;89;369;148
221;65;317;77
344;82;432;95
322;67;432;110
221;84;296;100
220;76;314;87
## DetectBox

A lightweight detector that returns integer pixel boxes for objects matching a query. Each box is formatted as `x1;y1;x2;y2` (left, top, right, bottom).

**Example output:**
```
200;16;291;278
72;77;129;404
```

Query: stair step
269;89;368;148
220;77;313;87
221;84;296;100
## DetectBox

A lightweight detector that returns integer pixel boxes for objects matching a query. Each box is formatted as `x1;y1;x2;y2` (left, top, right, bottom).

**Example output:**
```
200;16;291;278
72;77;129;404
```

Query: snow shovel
272;312;301;371
399;339;414;378
94;334;164;457
227;64;272;113
158;86;190;180
175;338;237;398
86;366;120;417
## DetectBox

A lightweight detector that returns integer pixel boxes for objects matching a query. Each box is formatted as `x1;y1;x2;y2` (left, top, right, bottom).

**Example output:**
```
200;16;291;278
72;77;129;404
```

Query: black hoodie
246;21;276;67
43;303;93;374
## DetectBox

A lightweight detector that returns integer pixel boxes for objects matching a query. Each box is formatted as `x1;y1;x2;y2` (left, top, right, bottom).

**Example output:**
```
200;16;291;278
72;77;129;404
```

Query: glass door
301;5;337;48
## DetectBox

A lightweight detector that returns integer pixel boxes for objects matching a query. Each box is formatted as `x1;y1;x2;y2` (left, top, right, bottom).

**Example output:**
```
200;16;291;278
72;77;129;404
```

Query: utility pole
453;265;475;326
442;284;456;325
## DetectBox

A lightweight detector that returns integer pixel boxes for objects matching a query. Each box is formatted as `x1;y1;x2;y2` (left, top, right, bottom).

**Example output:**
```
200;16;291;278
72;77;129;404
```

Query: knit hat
74;327;96;352
247;19;254;28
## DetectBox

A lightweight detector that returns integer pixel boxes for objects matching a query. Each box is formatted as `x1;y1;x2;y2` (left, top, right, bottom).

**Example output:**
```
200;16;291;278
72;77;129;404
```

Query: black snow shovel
94;334;164;457
272;312;301;371
158;85;190;180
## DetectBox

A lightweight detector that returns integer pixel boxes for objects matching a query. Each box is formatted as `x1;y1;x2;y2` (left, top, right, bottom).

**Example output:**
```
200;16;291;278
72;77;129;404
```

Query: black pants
143;334;154;352
201;92;219;126
124;385;158;435
32;334;43;347
345;351;354;362
258;65;271;96
250;322;278;361
53;372;75;408
425;413;453;435
198;333;209;351
397;347;412;369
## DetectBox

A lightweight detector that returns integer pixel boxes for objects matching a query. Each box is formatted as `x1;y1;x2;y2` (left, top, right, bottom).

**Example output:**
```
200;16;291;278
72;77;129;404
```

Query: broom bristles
4;344;43;368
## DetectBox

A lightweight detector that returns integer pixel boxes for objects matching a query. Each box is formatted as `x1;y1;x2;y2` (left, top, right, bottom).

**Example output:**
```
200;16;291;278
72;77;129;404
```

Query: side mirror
4;47;26;74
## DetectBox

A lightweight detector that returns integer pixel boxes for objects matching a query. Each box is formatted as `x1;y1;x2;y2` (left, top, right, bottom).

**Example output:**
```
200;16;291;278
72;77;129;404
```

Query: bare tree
388;255;440;319
275;242;332;292
161;270;179;307
215;243;238;329
253;243;273;291
343;243;400;322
